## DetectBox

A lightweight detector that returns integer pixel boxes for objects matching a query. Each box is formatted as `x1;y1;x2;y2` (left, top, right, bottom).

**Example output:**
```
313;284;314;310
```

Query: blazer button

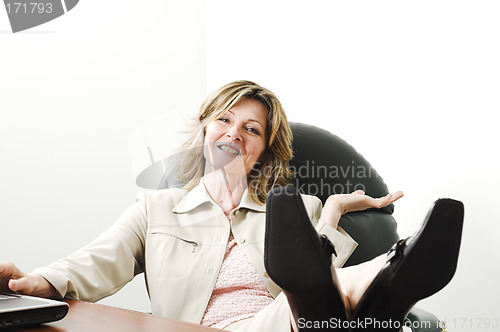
264;272;269;278
240;238;246;244
234;210;240;217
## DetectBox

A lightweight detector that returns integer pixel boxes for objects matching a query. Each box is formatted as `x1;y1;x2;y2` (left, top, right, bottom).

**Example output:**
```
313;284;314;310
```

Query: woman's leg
264;184;464;331
264;186;348;331
336;254;387;317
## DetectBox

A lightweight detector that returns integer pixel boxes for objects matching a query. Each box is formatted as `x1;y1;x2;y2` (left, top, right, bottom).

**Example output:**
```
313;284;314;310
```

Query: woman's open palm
335;190;404;215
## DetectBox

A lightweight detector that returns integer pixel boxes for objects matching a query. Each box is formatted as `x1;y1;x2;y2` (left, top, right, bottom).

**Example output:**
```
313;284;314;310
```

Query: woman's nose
226;125;242;141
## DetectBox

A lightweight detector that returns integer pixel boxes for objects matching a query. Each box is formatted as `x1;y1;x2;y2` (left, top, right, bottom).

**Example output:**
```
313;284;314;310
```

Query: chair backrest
289;123;399;266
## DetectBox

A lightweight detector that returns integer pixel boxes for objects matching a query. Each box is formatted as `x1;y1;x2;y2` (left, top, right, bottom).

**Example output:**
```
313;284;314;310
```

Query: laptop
0;293;69;329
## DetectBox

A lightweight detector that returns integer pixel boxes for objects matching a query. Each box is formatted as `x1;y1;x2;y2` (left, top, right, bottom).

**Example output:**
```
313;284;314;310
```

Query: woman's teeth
219;145;240;155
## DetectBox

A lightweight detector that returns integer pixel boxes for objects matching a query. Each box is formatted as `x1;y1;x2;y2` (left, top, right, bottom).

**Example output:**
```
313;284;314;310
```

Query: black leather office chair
289;122;443;332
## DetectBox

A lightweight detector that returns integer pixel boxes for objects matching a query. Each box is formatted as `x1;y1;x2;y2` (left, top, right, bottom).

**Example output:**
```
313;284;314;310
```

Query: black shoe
351;198;464;331
264;185;347;331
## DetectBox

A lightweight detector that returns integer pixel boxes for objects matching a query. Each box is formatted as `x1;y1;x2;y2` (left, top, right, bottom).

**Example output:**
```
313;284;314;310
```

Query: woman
0;81;463;331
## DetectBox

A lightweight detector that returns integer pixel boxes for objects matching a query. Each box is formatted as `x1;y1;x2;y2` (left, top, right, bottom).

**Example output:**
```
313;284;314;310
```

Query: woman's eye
218;118;229;123
247;127;259;135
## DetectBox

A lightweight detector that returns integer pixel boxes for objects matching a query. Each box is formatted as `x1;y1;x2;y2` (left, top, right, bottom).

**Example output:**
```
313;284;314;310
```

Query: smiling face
204;98;268;176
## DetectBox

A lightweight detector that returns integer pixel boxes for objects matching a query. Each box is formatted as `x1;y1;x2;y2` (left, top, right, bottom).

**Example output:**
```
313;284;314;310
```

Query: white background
1;1;499;331
1;0;206;315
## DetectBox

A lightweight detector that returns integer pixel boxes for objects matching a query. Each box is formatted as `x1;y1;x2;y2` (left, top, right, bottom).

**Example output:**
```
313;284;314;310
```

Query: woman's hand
0;261;56;298
321;190;404;229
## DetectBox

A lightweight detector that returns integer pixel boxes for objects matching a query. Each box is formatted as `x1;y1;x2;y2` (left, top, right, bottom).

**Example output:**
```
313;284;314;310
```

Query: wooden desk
17;300;220;332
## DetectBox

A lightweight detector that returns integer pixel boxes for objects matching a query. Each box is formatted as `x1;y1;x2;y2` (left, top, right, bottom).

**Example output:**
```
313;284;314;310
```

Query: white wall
207;1;499;331
0;0;207;313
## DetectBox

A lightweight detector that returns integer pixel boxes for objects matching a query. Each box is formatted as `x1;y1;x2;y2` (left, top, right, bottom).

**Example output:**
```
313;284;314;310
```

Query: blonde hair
177;80;294;205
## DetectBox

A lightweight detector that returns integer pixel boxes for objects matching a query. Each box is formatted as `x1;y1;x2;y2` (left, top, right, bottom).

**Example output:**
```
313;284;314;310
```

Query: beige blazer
34;180;358;325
